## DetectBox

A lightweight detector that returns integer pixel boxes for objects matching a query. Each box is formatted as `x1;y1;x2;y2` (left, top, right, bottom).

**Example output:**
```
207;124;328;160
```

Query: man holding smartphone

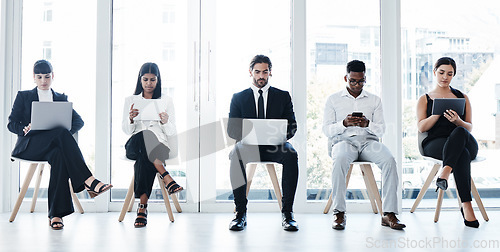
322;60;405;230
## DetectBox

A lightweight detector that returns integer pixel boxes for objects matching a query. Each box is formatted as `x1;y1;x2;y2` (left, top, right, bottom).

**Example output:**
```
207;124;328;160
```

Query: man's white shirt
322;88;385;139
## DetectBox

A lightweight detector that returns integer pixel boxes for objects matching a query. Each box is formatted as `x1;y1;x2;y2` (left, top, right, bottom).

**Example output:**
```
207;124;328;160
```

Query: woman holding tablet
122;62;182;228
8;60;112;230
416;57;479;228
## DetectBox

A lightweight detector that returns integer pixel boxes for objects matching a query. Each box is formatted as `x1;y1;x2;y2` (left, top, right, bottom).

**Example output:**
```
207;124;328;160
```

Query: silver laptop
31;102;72;130
241;119;287;145
133;99;164;121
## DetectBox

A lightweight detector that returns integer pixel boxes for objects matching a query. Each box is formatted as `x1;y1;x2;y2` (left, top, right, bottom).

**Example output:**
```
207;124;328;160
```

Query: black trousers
229;142;299;213
423;127;478;202
125;130;170;199
13;128;92;218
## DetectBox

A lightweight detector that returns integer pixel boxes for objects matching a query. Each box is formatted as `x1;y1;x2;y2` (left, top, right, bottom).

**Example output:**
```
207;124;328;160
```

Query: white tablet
133;99;165;121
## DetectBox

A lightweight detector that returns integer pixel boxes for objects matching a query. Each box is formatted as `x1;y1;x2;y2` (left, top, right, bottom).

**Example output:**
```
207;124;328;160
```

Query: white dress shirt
122;94;177;149
250;84;270;118
322;88;385;139
37;88;53;102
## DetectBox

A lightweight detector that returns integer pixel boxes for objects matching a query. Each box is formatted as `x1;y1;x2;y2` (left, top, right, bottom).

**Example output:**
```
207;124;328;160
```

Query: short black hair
434;57;456;76
33;60;53;74
134;62;162;99
346;60;366;73
249;55;272;71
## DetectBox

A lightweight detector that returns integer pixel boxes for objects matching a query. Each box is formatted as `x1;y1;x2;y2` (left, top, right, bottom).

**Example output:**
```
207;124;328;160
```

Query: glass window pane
402;0;500;207
111;0;189;202
306;0;381;201
214;0;291;202
19;0;97;200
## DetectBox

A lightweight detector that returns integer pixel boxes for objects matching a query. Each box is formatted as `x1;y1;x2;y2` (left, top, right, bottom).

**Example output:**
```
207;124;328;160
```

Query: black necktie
258;89;264;119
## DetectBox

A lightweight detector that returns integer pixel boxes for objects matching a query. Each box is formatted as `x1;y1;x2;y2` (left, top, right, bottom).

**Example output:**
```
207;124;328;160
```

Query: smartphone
352;112;363;117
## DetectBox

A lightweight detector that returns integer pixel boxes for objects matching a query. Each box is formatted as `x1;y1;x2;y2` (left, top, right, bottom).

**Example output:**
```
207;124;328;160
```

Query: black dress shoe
229;212;247;231
461;208;479;228
332;212;346;230
282;212;299;231
435;178;448;192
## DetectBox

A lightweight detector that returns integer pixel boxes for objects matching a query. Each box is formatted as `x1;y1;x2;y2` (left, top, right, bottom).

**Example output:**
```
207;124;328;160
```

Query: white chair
9;133;84;222
118;133;182;223
410;131;489;222
245;162;283;211
323;137;383;215
118;173;182;223
9;158;84;222
323;161;383;216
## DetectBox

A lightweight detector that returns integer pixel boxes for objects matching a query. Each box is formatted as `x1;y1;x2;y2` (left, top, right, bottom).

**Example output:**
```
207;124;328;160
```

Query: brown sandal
85;179;113;198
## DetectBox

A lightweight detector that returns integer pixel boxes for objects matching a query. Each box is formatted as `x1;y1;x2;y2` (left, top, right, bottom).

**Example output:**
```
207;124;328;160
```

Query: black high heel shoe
460;207;479;228
435;178;448;192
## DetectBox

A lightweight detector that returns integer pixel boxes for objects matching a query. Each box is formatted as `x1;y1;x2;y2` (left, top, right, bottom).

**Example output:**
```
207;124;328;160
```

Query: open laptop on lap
241;119;287;145
30;101;73;131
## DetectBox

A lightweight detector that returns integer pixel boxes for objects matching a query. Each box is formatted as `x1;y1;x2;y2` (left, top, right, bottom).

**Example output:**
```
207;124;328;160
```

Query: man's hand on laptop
23;123;31;136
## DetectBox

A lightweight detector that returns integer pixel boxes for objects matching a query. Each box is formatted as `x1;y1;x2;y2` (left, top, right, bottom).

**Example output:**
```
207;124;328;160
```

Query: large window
305;0;381;201
110;0;189;203
18;0;97;200
8;0;500;213
213;0;291;203
401;0;500;207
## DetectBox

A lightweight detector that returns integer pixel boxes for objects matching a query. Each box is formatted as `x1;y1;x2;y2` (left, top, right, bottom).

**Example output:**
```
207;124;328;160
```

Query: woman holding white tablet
416;57;479;228
122;62;182;228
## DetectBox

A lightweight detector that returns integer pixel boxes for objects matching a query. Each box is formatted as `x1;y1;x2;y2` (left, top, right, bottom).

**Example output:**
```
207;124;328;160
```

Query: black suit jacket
7;87;84;156
227;86;297;142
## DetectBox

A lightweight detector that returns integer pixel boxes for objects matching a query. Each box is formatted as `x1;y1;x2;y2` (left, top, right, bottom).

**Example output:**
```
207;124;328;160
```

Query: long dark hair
134;62;162;99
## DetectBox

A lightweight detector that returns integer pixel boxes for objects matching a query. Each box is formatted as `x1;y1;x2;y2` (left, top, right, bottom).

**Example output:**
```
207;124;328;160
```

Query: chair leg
323;193;333;214
471;179;489;221
128;195;135;212
157;174;174;222
323;164;353;214
410;163;440;213
170;193;182;213
30;164;45;213
360;164;383;216
245;164;258;197
434;188;444;222
345;164;353;188
454;180;462;209
118;176;135;222
360;166;378;214
69;180;84;214
266;164;282;211
9;163;38;222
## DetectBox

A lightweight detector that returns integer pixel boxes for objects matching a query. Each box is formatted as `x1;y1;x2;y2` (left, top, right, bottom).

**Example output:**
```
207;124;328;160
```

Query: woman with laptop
122;62;182;228
7;60;112;230
416;57;479;228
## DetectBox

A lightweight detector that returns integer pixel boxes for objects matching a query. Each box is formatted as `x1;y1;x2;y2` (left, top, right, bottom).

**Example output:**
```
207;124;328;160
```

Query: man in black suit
227;55;299;231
